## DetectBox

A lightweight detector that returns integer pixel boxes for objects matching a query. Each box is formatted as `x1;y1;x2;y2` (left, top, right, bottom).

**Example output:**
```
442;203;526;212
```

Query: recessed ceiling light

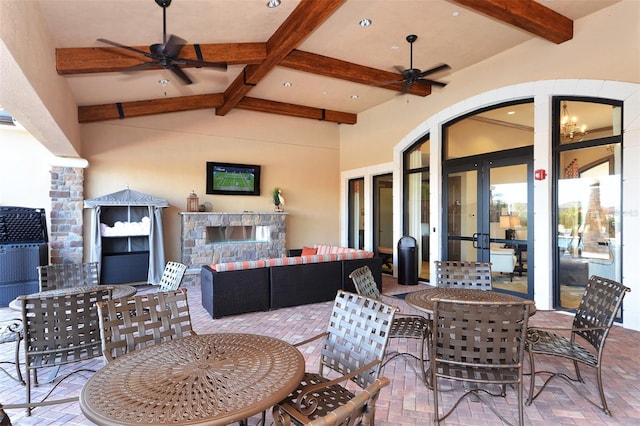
359;18;372;27
267;0;281;8
351;95;359;100
452;11;460;17
391;45;400;50
283;81;292;87
507;111;516;115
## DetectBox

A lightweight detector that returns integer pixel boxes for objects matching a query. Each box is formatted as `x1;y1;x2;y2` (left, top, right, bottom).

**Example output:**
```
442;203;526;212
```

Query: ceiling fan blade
416;78;447;88
163;34;187;58
180;58;227;71
97;38;152;58
168;64;193;85
418;63;451;78
119;62;159;72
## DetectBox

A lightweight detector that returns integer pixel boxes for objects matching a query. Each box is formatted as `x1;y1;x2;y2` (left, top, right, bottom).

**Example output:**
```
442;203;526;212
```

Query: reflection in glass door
553;98;622;314
444;157;532;297
374;174;393;274
347;178;364;250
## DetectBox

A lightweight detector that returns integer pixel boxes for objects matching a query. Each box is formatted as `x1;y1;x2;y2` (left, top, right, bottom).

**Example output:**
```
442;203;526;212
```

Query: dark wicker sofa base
201;257;382;318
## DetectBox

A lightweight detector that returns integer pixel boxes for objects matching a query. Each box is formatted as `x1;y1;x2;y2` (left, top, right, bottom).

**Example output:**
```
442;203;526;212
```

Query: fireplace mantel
180;211;287;272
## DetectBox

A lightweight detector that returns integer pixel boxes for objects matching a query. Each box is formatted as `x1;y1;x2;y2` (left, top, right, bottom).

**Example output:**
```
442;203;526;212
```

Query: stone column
48;158;89;264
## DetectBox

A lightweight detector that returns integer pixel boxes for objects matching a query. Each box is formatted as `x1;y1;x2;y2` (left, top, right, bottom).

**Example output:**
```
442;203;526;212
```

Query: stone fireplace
180;212;287;282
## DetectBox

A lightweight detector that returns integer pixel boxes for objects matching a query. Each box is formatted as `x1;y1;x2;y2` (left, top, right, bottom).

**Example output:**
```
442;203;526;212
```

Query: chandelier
560;102;587;141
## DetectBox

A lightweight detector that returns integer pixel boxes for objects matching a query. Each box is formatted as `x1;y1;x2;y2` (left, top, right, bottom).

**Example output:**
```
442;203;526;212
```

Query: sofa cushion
212;260;267;272
337;250;374;260
301;253;339;263
265;256;304;267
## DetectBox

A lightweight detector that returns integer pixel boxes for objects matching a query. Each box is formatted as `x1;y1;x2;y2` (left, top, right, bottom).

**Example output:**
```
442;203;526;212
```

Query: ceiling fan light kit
97;0;227;85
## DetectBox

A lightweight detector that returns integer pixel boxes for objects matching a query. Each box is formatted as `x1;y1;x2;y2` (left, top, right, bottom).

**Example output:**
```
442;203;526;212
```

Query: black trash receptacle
397;236;418;285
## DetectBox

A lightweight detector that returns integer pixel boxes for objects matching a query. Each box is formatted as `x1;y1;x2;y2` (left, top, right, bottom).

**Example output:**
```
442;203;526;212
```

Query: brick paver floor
1;275;639;425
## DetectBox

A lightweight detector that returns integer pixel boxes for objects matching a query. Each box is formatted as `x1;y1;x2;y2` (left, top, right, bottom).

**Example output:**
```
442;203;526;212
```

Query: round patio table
8;284;137;311
79;333;305;425
405;287;536;316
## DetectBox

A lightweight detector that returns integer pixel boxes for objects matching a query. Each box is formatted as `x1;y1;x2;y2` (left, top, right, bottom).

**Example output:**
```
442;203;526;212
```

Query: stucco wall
80;108;341;262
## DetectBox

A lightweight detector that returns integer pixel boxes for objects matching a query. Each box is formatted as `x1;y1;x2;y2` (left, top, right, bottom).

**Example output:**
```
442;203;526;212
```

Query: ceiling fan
97;0;227;85
380;34;450;92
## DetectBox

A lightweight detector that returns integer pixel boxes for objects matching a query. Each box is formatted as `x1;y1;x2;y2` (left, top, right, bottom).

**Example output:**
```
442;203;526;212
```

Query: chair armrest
296;359;381;415
293;332;328;348
526;325;608;343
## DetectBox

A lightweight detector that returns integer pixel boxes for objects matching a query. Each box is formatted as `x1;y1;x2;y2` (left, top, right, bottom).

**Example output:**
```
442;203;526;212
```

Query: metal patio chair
96;288;195;363
526;275;630;416
272;290;396;425
305;377;390;426
349;265;429;377
157;261;187;292
0;318;23;384
434;260;493;290
430;297;533;425
37;262;100;291
12;287;112;416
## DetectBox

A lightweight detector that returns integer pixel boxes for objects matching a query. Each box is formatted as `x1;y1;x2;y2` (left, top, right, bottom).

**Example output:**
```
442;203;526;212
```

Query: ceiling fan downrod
155;0;172;44
406;34;417;71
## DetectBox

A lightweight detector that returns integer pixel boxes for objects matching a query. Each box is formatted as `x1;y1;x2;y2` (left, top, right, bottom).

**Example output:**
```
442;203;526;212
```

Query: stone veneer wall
180;212;287;286
49;166;84;263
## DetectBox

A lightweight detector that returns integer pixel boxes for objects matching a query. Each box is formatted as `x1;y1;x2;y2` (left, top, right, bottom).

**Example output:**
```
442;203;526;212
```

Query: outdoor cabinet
99;205;150;284
85;189;168;285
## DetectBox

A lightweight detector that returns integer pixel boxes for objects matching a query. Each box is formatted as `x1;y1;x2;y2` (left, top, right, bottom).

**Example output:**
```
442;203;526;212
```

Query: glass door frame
442;147;534;298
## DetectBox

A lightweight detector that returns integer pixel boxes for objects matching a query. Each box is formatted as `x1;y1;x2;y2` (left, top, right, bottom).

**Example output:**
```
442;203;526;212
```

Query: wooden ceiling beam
216;0;347;116
56;43;266;75
280;50;432;96
77;93;356;124
450;0;573;44
78;94;224;123
237;97;356;125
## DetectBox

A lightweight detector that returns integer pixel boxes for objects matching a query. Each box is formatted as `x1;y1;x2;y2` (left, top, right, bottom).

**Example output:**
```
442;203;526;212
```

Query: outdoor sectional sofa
200;244;383;318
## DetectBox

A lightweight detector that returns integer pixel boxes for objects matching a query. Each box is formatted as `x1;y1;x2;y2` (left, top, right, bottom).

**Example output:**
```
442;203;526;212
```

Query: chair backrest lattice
96;288;195;363
37;262;100;291
158;261;187;292
305;377;390;426
573;275;630;352
320;290;396;390
434;260;492;290
349;266;382;300
431;298;532;372
20;287;112;368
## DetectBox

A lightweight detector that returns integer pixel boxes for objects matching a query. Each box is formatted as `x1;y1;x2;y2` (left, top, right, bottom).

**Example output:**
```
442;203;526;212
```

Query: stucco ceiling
35;0;619;124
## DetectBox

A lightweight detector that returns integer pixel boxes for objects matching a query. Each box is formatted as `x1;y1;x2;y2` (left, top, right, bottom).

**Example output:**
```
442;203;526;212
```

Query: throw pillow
301;246;317;256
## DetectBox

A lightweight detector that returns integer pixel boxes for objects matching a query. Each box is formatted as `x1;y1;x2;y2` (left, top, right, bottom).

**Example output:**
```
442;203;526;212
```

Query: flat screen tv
206;162;261;196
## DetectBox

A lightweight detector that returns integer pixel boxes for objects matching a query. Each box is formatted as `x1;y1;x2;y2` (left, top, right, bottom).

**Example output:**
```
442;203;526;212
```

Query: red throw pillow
301;246;317;256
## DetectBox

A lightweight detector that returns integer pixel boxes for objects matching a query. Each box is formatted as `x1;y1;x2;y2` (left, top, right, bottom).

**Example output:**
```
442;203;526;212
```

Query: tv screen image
206;162;261;196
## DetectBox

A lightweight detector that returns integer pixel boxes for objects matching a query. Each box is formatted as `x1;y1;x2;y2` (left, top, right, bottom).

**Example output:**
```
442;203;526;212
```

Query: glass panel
348;178;364;250
374;174;393;274
406;139;430;169
557;144;621;310
405;139;430;279
489;164;528;292
407;170;430;280
559;101;621;145
445;103;534;159
446;170;477;261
